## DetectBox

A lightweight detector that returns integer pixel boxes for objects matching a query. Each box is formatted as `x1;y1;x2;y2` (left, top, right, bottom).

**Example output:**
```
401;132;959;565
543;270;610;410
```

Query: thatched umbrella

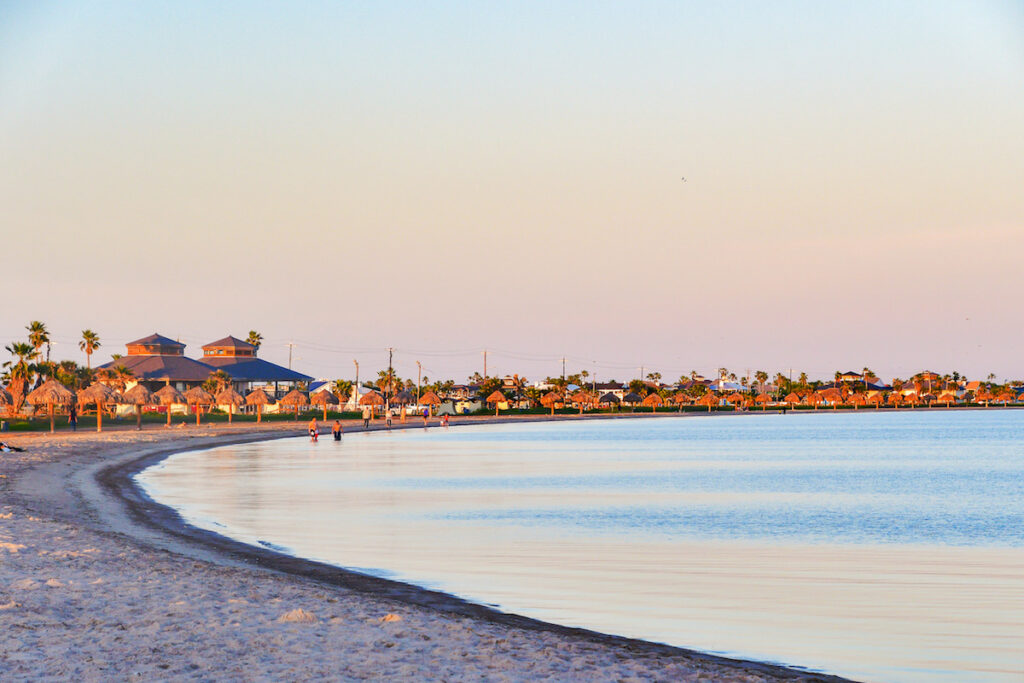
246;388;273;423
600;392;621;409
419;390;441;416
122;384;155;431
281;389;310;420
310;389;338;421
78;382;119;432
391;390;414;406
622;392;643;412
154;384;185;427
641;393;664;412
26;379;75;433
570;390;595;415
696;391;719;412
540;391;561;416
486;390;507;416
672;392;690;412
183;386;214;425
849;393;867;409
216;387;246;424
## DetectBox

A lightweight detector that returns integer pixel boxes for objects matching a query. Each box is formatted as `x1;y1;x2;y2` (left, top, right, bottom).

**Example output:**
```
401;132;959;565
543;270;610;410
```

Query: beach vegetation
79;329;101;369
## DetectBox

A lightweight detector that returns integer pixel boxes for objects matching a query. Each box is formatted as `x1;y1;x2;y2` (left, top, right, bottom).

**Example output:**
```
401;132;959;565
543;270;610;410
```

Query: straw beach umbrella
600;392;621;410
26;378;75;433
359;390;384;419
281;389;310;420
672;392;690;412
419;390;441;415
215;387;246;424
641;393;664;412
696;391;718;412
122;384;154;431
154;384;184;427
311;389;338;421
570;390;595;414
622;392;643;412
486;390;507;416
539;390;562;416
246;388;272;423
78;382;119;432
184;386;213;426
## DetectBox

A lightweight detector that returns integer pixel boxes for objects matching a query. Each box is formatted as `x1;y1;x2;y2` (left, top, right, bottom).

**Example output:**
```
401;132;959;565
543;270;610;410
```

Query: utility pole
416;361;422;404
287;342;295;370
385;348;394;417
353;360;359;409
592;361;596;394
482;349;487;379
561;357;566;382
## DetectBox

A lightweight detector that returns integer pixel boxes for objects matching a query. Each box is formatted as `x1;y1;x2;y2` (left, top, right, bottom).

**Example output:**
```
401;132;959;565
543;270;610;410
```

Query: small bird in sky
681;177;687;182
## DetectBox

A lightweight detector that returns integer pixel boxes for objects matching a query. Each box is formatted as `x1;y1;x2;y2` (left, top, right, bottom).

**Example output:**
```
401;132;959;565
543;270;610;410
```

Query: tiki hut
391;390;414;406
867;393;885;408
696;391;719;412
310;389;339;421
486;390;507;416
26;379;75;433
183;386;214;425
154;384;185;427
622;392;643;411
570;390;595;414
599;392;621;409
783;392;802;406
754;393;772;406
122;383;155;431
281;389;310;420
78;382;119;432
540;391;561;416
849;393;867;409
641;393;664;412
215;387;246;424
419;390;442;415
724;392;745;407
245;387;273;423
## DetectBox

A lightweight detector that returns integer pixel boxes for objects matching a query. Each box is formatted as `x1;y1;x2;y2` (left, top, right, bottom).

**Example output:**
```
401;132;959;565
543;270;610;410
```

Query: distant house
98;333;217;392
98;333;312;396
200;336;311;395
837;371;863;382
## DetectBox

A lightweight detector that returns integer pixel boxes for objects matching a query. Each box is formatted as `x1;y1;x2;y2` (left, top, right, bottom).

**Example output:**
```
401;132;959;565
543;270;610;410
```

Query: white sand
0;421;848;681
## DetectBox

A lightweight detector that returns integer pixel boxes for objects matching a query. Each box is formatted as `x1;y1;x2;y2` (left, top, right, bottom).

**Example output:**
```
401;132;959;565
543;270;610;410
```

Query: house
200;336;311;396
98;334;217;392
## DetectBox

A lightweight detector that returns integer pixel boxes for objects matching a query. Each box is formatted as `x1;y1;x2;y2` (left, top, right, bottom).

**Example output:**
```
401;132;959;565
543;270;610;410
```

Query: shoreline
2;415;855;681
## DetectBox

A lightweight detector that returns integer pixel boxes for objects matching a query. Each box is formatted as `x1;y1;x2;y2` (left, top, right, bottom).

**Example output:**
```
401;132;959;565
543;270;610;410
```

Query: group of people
309;410;450;441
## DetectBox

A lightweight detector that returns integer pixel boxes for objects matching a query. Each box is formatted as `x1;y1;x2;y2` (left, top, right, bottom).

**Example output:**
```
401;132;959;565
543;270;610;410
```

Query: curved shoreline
5;416;855;682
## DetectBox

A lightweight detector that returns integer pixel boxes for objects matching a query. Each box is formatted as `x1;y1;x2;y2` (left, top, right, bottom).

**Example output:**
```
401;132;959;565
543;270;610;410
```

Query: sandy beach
0;417;851;682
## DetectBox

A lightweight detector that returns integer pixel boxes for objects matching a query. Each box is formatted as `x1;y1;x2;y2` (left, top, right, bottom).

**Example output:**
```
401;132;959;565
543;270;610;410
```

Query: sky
2;1;1023;385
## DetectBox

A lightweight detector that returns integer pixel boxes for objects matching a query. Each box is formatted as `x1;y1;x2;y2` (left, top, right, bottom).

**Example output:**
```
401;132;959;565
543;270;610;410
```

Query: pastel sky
2;1;1022;384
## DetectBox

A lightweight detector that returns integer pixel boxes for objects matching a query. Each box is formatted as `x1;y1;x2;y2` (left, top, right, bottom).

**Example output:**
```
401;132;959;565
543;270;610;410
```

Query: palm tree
246;330;263;350
755;370;769;394
203;370;232;396
79;329;101;369
108;365;135;393
331;379;353;404
27;321;50;363
3;342;38;415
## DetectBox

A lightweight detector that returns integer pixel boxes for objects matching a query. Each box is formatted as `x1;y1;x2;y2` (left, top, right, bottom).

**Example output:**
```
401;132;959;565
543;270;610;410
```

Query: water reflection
138;412;1024;682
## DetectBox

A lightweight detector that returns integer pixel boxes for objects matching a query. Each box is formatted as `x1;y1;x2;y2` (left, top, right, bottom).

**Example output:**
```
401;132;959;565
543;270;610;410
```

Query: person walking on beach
332;420;343;441
362;406;371;428
441;414;449;428
422;407;429;427
308;417;319;441
385;408;392;430
68;404;77;432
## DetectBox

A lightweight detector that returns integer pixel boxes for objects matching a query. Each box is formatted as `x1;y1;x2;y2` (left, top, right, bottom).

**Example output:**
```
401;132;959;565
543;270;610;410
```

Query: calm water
137;411;1024;682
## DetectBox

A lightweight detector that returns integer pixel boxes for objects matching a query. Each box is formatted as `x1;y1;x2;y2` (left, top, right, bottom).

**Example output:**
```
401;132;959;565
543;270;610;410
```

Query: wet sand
0;417;851;681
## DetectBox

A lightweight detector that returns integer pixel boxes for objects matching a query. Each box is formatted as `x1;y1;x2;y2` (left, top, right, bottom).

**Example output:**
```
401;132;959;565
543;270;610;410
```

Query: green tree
27;321;50;363
202;369;232;396
79;329;101;369
331;379;353;403
246;330;263;349
628;379;647;396
646;371;662;384
755;370;769;393
3;341;38;415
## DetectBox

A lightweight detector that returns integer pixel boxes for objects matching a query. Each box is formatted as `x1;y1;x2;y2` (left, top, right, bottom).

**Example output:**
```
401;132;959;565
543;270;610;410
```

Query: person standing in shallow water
361;406;370;428
308;417;318;441
332;420;342;441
